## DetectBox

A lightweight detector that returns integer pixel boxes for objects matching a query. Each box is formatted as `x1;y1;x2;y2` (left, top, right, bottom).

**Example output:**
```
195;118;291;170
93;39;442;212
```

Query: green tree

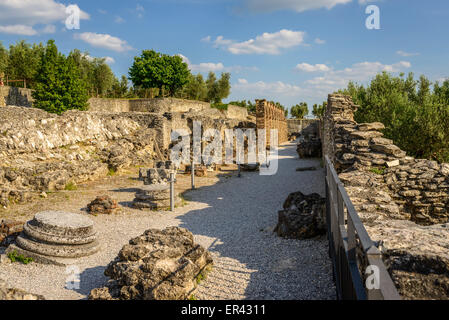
291;102;308;119
0;42;8;76
6;40;43;88
129;50;190;98
177;73;208;101
205;72;218;102
33;40;88;114
110;75;130;98
312;101;327;118
92;58;116;97
340;72;449;162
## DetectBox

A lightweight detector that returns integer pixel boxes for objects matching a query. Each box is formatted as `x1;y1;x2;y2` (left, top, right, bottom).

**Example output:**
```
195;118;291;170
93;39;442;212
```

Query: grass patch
195;265;213;285
107;168;117;176
370;167;386;175
64;182;78;191
188;294;197;300
8;250;34;265
211;103;229;111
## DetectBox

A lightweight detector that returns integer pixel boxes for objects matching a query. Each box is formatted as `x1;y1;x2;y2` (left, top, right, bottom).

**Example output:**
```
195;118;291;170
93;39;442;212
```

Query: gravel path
0;141;336;300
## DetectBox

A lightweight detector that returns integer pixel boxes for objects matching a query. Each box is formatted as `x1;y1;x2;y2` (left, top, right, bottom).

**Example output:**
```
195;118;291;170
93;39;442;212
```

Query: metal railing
325;156;401;300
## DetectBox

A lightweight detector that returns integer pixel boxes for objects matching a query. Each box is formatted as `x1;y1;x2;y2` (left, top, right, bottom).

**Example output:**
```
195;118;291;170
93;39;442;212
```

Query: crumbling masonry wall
0;86;33;107
323;94;449;300
256;99;288;148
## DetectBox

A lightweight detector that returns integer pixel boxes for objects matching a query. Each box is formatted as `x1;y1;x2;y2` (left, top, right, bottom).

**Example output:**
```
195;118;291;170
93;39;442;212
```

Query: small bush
8;250;34;265
211;103;228;111
64;182;77;191
370;167;386;175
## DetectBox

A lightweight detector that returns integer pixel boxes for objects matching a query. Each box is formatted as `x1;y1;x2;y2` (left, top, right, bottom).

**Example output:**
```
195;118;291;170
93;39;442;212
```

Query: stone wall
287;119;320;137
323;93;449;300
256;99;288;148
0;104;255;208
0;106;160;207
87;98;131;112
0;86;34;107
226;104;249;120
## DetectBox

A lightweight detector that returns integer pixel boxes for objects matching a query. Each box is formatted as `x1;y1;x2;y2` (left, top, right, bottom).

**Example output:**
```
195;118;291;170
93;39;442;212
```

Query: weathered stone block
89;227;213;300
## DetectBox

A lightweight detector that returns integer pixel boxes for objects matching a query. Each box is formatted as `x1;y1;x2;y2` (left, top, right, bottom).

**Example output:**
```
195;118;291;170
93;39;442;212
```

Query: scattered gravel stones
89;227;213;300
275;192;327;239
87;195;119;215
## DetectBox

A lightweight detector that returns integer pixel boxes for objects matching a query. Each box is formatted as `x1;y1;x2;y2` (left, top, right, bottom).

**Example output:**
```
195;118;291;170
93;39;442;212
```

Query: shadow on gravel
74;265;109;299
176;143;336;300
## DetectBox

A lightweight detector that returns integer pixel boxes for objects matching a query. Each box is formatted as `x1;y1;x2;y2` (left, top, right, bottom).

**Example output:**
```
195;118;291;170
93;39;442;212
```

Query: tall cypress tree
33;40;88;114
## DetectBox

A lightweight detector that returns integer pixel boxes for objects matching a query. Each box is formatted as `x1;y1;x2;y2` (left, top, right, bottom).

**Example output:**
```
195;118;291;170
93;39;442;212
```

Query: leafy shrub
339;72;449;163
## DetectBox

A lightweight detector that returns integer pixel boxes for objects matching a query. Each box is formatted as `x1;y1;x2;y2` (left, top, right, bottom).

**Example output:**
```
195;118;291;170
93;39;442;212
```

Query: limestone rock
0;279;45;300
87;196;119;215
0;219;24;247
297;137;322;159
358;122;385;131
275;192;326;239
132;185;181;210
89;227;213;300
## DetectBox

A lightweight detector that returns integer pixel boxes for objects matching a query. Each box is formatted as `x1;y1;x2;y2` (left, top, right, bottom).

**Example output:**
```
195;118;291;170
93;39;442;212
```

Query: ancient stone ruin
139;161;176;185
275;191;327;240
0;100;254;209
297;137;322;159
132;184;181;210
256;99;288;148
0;219;23;247
6;211;100;266
87;196;119;215
323;94;449;299
89;227;213;300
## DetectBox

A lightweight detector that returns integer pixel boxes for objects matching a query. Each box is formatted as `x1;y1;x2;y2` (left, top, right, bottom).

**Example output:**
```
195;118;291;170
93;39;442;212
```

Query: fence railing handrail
325;155;401;300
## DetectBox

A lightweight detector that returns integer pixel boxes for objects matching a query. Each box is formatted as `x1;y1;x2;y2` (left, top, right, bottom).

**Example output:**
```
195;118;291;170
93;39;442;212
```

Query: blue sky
0;0;448;112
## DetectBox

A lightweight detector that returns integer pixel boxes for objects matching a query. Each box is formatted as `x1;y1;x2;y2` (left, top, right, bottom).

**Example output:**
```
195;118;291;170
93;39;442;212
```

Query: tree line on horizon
0;40;233;113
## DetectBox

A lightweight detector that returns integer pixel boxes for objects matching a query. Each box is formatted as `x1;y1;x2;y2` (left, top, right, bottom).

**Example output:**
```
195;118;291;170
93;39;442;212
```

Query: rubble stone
89;227;213;300
275;192;326;239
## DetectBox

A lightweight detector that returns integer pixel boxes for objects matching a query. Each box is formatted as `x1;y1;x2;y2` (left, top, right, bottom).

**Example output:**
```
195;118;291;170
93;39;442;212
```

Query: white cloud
103;57;116;64
246;0;352;13
314;38;326;44
82;54;115;65
201;36;211;42
212;29;306;55
178;54;258;73
74;32;133;52
136;4;145;18
41;24;56;34
233;80;304;96
0;24;37;36
115;16;125;24
296;63;330;72
0;0;89;35
396;50;420;57
305;61;411;90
